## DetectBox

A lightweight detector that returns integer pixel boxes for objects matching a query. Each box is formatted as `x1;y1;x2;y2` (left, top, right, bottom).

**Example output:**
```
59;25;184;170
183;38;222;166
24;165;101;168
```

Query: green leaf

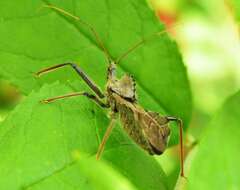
25;155;139;190
25;156;138;190
186;91;240;190
0;83;168;190
230;0;240;21
0;0;191;132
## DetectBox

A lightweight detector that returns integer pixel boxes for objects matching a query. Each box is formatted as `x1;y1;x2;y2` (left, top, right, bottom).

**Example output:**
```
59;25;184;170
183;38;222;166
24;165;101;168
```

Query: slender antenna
115;22;182;64
167;116;185;178
42;4;112;63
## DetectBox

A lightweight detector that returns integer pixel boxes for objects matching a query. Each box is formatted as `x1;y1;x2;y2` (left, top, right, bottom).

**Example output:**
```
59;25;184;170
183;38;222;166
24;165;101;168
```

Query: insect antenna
42;4;112;63
115;22;182;64
167;116;185;178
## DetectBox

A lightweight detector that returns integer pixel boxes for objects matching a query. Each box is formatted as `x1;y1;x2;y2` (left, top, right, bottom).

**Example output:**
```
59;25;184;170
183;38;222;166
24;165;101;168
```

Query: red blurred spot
158;11;176;27
157;11;177;35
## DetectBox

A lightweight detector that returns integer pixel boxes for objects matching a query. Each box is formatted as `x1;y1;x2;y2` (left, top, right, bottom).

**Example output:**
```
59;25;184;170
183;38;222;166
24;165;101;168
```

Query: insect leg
166;116;185;178
96;113;117;160
35;63;105;98
41;91;109;108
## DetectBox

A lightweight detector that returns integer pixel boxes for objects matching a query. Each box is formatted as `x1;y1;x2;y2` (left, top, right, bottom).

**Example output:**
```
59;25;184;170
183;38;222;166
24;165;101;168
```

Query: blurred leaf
0;0;191;134
186;91;240;190
0;80;21;108
26;156;138;190
230;0;240;21
155;148;181;190
0;83;168;190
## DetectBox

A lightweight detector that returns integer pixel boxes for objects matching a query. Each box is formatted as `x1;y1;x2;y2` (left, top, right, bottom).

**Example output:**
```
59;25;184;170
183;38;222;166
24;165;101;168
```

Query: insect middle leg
96;112;117;160
36;63;105;98
41;91;109;108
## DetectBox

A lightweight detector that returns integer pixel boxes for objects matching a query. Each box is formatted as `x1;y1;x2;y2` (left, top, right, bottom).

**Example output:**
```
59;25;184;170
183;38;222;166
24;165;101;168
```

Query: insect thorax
108;74;136;100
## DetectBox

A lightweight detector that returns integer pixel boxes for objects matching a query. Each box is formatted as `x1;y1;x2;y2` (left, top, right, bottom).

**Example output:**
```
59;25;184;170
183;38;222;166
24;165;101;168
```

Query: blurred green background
0;0;239;189
150;0;240;132
149;0;240;188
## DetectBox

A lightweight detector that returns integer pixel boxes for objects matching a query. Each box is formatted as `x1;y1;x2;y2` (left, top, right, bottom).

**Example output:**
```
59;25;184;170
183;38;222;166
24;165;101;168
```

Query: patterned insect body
107;63;171;155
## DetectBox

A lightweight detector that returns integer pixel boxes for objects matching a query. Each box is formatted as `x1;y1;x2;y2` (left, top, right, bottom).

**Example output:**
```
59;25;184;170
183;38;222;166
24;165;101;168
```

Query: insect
36;5;185;177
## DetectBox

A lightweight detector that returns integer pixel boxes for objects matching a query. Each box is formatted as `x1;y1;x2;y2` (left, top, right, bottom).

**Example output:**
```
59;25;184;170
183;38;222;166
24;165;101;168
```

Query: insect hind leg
166;116;185;177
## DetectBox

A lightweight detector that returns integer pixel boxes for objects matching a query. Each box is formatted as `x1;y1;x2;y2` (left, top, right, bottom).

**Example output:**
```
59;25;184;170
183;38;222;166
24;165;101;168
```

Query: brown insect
36;5;185;177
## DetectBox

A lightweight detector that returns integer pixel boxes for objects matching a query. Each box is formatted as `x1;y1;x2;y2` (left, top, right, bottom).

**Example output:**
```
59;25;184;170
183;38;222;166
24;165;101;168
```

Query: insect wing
139;111;171;155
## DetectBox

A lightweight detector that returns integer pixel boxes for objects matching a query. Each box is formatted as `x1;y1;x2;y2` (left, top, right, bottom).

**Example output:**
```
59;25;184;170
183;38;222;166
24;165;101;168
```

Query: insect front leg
41;91;109;108
35;63;105;98
96;112;117;160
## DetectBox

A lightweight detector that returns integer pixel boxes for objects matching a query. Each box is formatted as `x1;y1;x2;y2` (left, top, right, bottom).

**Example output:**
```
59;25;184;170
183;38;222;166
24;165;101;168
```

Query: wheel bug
35;5;185;177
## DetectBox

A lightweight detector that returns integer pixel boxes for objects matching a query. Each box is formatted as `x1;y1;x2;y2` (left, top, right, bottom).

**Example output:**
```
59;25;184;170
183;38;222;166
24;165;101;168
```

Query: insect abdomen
118;104;154;154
